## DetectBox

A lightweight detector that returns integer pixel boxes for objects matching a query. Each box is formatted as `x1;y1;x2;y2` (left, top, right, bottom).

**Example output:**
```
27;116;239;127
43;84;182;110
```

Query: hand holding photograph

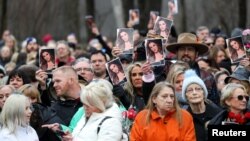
106;58;127;85
39;47;56;71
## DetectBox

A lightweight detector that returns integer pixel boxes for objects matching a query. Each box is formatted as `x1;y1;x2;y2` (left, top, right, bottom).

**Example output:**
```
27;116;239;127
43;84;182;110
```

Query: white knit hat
182;69;208;102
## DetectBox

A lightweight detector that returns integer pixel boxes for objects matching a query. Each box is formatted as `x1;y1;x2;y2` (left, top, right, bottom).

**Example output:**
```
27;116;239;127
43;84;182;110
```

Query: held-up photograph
39;47;56;71
106;58;127;85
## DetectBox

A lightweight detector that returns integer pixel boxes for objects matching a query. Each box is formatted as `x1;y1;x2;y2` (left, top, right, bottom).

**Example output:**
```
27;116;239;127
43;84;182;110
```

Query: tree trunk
180;0;186;32
238;0;246;28
111;0;124;28
86;0;94;15
0;0;7;33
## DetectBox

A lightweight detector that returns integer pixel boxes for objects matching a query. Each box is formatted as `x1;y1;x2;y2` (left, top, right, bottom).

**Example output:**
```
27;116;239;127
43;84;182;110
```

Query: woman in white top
0;94;39;141
62;79;123;141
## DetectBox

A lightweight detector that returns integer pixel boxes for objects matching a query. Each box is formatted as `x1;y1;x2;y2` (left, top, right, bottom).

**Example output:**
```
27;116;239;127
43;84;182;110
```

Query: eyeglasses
131;72;143;77
75;68;92;72
186;87;203;94
232;95;249;101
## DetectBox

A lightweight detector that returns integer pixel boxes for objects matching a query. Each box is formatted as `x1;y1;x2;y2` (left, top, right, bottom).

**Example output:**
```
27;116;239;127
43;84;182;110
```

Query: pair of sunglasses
233;95;249;101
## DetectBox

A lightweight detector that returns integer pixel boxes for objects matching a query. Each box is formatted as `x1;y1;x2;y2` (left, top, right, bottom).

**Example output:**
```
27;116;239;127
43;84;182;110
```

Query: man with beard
25;37;39;65
142;33;220;106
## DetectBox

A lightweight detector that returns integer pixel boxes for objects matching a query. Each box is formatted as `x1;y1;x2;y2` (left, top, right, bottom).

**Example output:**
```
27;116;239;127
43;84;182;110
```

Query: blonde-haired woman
17;84;43;140
59;79;123;141
130;82;196;141
209;83;250;125
123;63;144;111
166;61;189;108
0;94;39;141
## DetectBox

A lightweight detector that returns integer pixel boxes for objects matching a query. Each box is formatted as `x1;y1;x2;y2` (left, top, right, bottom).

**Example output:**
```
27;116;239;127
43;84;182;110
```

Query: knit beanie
182;69;208;102
26;37;37;45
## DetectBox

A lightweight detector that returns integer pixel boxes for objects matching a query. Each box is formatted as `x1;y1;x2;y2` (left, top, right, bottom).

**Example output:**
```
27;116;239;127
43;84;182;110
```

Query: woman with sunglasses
209;83;250;125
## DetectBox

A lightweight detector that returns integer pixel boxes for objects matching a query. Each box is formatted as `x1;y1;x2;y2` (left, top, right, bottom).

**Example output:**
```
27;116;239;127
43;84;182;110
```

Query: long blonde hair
145;82;183;126
123;62;142;103
0;94;31;133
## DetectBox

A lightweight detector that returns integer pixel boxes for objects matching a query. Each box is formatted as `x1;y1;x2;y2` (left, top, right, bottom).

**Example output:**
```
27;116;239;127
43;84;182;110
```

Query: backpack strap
97;116;112;134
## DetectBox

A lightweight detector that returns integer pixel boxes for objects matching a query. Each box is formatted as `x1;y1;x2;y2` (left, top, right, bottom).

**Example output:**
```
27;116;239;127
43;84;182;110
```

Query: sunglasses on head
233;95;249;101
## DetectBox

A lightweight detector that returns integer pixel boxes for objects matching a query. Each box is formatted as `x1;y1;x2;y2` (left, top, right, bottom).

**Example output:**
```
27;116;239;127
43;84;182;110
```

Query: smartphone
85;15;95;28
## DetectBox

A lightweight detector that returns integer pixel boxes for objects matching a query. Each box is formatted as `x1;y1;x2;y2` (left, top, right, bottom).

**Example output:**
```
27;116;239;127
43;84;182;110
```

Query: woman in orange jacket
130;82;196;141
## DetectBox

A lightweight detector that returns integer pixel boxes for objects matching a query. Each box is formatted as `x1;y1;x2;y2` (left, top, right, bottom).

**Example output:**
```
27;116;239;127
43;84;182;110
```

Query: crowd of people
0;3;250;141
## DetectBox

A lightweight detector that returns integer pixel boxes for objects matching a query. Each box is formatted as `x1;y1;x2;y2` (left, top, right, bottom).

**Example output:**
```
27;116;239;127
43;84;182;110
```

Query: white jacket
0;125;39;141
72;103;123;141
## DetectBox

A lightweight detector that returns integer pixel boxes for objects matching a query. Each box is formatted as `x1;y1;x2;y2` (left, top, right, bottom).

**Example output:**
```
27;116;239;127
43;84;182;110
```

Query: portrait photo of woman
106;58;126;85
145;39;165;66
39;47;56;71
226;36;246;63
129;9;140;26
153;16;173;39
147;11;159;29
168;0;178;15
116;28;134;54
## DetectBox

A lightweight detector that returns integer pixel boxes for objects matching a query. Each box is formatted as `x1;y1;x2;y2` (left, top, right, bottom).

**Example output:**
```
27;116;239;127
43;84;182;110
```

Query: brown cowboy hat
166;33;209;55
